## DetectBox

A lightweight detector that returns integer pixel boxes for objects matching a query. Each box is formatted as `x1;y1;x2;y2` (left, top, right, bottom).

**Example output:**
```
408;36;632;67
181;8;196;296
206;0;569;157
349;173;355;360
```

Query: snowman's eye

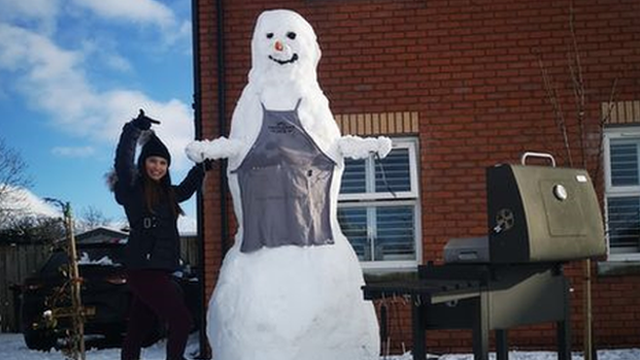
266;33;274;39
286;32;296;40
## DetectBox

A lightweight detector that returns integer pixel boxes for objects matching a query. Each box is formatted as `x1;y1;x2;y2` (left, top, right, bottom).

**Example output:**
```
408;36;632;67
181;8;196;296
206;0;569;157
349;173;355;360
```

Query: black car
19;240;200;351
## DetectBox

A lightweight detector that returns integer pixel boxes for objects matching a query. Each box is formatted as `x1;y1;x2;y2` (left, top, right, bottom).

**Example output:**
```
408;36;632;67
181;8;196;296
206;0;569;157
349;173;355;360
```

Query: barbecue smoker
362;153;606;360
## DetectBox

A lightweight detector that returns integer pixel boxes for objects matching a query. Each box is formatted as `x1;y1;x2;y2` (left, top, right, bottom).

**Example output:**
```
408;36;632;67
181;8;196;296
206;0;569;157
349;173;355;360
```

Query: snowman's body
188;9;388;360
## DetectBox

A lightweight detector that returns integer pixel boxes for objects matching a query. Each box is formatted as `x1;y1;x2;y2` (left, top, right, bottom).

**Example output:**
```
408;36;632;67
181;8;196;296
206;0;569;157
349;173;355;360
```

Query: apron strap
260;98;303;111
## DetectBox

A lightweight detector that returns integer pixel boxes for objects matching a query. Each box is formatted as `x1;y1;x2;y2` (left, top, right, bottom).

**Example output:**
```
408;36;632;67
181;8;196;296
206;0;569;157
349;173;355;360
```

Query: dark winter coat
113;121;204;271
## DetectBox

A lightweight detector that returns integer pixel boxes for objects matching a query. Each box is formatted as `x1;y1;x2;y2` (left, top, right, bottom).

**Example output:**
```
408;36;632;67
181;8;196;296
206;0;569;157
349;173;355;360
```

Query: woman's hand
131;109;160;130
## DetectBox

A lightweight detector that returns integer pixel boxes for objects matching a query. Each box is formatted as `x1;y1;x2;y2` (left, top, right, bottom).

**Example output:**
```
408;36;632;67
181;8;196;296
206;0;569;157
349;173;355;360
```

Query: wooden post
62;203;85;360
583;258;592;360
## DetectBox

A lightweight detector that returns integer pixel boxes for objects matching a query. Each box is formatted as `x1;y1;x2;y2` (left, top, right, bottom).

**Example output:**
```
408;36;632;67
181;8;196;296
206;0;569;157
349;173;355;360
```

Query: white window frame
603;126;640;261
338;137;422;271
339;140;420;202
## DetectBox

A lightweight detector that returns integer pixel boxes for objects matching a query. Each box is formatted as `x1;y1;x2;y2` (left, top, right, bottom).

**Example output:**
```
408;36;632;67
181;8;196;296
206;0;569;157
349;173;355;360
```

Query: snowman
187;9;391;360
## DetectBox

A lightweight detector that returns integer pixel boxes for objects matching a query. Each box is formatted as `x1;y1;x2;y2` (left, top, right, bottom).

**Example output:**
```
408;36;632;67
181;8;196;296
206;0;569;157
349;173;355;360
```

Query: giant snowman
187;9;390;360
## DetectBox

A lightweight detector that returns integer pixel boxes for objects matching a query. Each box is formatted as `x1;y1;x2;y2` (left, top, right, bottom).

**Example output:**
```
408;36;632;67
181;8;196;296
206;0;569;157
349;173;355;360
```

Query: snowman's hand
338;135;393;159
376;136;393;159
338;135;371;159
185;140;207;163
186;137;244;162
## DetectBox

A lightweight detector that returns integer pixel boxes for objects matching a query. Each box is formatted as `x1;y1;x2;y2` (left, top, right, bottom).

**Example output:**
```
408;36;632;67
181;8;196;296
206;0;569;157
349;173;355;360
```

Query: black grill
362;153;606;360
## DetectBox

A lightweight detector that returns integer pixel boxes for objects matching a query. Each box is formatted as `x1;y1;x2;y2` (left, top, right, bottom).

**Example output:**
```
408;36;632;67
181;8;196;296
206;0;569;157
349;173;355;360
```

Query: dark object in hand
132;109;161;130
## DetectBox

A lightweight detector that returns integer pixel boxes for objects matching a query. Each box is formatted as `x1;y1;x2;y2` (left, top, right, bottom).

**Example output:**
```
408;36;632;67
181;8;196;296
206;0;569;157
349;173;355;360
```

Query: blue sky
0;0;199;231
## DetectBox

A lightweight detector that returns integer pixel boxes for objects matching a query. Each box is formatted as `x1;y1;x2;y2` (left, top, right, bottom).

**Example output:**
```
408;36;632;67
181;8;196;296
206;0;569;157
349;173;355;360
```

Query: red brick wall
196;0;640;354
195;0;222;298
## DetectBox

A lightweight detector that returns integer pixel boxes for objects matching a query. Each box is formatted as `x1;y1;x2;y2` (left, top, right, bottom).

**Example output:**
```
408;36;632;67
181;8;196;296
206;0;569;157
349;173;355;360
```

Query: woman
112;111;207;360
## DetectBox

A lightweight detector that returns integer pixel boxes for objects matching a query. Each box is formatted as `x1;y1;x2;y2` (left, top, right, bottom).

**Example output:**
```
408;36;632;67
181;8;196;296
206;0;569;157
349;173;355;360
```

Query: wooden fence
0;237;200;333
0;243;51;333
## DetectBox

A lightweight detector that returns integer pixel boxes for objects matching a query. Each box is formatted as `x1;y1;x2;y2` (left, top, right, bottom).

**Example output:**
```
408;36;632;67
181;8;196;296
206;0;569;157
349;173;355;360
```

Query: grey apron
232;99;336;253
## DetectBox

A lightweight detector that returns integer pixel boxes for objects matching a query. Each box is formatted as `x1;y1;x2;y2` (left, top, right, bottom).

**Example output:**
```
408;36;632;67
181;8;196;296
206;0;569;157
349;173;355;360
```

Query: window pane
375;148;411;193
375;205;416;261
341;158;366;194
337;207;370;261
607;196;640;253
610;140;639;186
338;139;420;265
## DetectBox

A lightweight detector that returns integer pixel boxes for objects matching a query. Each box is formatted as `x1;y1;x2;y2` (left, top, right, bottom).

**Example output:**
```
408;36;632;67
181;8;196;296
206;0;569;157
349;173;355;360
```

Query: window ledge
597;260;640;276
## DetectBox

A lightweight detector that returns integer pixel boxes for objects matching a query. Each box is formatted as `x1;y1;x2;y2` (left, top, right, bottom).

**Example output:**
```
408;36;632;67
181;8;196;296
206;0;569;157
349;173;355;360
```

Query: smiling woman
0;0;197;230
110;110;210;360
144;156;169;182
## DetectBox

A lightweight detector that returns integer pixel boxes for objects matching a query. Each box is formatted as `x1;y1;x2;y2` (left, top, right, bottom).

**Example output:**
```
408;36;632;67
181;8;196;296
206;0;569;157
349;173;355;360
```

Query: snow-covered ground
1;332;638;360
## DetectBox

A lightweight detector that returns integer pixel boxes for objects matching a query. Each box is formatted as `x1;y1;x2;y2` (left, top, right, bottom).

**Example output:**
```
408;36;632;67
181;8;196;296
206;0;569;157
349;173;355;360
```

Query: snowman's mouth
269;53;299;65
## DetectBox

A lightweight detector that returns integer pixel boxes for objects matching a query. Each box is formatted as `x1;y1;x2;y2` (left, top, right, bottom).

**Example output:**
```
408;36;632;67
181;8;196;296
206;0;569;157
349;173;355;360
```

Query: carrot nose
275;41;284;51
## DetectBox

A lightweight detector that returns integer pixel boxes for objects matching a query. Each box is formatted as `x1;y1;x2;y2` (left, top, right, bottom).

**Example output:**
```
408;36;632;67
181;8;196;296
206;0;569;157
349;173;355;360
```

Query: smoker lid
486;152;606;263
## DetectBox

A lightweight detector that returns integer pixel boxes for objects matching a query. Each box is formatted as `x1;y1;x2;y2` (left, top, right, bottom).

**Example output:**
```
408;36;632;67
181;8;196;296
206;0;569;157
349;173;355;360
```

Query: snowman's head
249;9;321;89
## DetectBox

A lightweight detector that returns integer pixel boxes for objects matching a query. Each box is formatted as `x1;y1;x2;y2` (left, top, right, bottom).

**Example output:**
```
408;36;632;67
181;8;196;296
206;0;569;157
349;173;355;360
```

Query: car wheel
23;328;57;351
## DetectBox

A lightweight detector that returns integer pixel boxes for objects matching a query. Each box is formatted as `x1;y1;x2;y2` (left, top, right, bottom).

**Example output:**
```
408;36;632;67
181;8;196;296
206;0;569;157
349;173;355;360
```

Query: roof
74;226;129;244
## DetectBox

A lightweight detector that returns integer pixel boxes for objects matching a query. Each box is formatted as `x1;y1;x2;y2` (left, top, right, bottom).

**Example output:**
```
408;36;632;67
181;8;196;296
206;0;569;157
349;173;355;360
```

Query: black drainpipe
190;0;207;358
190;0;228;358
215;0;229;257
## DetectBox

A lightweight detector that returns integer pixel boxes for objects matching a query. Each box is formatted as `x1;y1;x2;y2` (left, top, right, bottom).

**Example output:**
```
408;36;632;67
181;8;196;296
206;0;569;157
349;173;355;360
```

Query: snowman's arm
185;137;244;162
338;135;393;160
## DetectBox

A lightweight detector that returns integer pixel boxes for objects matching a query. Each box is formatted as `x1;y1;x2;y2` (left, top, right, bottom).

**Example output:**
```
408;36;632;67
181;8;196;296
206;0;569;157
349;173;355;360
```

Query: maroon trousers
121;269;192;360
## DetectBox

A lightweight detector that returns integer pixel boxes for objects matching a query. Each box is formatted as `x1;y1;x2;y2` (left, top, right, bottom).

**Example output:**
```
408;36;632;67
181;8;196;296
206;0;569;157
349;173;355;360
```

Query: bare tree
536;4;618;360
0;215;65;244
0;137;33;224
75;205;112;233
536;4;618;181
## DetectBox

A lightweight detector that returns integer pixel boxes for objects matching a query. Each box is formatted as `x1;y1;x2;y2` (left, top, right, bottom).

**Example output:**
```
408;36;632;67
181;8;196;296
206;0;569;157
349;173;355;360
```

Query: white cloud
0;24;80;72
0;24;91;117
80;40;133;73
0;0;58;19
0;0;59;34
51;146;96;158
165;19;193;47
104;53;133;72
70;0;176;27
68;0;192;46
0;23;195;170
0;0;191;49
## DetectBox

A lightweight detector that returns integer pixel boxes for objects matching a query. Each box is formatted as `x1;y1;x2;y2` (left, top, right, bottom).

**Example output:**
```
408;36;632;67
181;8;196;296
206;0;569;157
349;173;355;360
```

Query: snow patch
77;252;117;266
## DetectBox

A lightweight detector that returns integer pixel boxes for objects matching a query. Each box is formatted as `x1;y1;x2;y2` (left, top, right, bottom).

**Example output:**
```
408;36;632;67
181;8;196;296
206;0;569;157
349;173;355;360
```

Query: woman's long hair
140;169;184;218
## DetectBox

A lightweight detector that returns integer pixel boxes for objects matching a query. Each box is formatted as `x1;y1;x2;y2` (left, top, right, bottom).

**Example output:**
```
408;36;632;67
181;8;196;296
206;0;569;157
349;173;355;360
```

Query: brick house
192;0;640;354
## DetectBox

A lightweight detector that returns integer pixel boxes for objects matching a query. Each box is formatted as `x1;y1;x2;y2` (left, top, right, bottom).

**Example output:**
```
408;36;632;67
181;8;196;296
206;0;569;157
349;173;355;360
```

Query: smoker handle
520;152;556;167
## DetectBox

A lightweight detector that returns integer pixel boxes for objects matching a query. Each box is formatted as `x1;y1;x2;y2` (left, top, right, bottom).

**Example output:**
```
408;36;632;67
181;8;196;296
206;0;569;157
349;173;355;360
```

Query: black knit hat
138;132;171;167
